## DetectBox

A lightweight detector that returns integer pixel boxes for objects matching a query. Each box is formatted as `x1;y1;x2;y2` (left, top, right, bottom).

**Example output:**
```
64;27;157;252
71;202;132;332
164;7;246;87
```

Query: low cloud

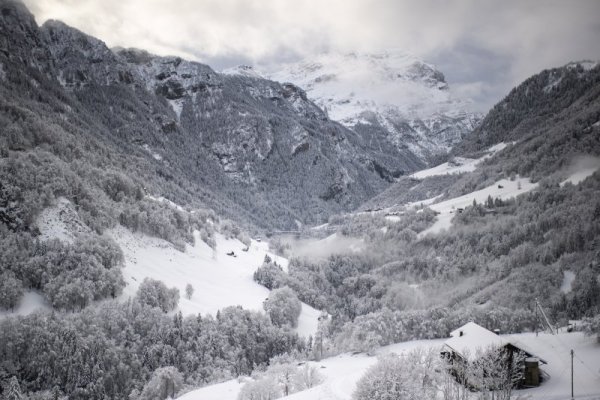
24;0;600;111
561;156;600;186
278;233;365;261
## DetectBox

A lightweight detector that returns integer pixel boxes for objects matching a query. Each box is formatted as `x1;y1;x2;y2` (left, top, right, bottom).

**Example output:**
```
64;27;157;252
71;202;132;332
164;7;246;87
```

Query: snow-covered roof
507;338;548;364
443;322;508;360
443;322;547;363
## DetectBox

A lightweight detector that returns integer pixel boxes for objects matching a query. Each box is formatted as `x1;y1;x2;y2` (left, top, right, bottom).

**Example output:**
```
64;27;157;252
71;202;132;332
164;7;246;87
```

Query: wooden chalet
441;322;547;388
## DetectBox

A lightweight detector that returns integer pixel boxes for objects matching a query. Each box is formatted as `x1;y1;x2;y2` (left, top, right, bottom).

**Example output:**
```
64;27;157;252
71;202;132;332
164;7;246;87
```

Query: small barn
441;322;547;389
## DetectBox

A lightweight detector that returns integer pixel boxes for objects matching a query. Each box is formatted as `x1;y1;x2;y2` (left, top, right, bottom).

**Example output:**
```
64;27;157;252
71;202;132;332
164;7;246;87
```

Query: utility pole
535;298;539;337
571;349;574;400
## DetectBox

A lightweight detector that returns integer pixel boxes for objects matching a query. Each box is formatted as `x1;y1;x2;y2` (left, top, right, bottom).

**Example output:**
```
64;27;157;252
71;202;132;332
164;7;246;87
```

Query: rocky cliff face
0;0;53;71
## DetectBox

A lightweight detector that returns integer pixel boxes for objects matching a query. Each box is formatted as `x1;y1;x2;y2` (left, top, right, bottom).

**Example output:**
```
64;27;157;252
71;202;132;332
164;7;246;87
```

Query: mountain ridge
0;0;434;231
2;1;600;399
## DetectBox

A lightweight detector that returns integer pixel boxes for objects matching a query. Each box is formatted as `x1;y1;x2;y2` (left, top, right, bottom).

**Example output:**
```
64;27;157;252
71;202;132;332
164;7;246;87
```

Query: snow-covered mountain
3;1;600;399
245;51;482;162
20;15;430;230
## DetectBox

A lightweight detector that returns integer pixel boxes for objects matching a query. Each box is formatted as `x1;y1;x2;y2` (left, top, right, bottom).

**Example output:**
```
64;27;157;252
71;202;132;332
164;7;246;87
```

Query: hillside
0;3;427;232
0;2;331;395
252;62;600;360
360;62;600;212
1;1;600;399
181;331;600;400
455;61;599;156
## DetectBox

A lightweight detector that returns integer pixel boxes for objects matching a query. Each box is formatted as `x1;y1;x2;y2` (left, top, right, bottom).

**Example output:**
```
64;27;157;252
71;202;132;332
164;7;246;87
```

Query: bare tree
293;364;324;390
470;347;526;400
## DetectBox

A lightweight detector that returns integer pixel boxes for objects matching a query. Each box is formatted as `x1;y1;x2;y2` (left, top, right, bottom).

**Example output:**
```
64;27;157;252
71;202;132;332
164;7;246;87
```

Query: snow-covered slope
26;197;321;337
36;197;91;243
410;142;509;179
419;176;538;236
347;173;536;238
111;227;320;337
181;332;600;400
257;51;482;161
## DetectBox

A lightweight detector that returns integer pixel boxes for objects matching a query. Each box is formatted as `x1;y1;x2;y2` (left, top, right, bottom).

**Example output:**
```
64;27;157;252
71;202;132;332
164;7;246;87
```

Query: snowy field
181;332;600;400
410;156;481;179
111;227;320;337
515;332;600;399
342;142;515;229
419;176;538;237
410;142;509;180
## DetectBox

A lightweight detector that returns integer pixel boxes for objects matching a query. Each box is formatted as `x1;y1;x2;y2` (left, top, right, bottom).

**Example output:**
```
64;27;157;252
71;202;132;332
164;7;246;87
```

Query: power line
533;299;599;379
553;331;600;378
536;298;556;335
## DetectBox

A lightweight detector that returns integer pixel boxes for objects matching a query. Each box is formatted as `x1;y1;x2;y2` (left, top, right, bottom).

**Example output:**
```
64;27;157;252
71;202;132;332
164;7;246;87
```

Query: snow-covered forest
1;0;600;399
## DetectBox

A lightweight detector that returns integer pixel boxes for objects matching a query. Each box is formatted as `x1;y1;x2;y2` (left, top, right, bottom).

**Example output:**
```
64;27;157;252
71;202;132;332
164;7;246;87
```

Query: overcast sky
24;0;600;111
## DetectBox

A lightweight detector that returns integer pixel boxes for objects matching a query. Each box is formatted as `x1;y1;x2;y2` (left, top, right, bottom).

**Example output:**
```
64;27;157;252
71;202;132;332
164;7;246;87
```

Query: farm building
441;322;547;389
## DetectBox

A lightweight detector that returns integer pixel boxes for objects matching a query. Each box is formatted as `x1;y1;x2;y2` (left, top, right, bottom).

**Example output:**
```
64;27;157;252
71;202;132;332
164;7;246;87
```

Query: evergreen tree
4;376;24;400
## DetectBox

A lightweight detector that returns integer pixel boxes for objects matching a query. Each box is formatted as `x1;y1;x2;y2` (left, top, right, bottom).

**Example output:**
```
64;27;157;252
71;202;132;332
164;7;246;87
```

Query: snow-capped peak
261;50;464;124
259;50;481;161
221;64;264;79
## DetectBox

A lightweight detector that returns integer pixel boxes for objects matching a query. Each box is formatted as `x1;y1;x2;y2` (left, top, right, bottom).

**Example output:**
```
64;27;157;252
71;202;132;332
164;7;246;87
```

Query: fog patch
560;270;576;294
277;233;365;261
561;156;600;186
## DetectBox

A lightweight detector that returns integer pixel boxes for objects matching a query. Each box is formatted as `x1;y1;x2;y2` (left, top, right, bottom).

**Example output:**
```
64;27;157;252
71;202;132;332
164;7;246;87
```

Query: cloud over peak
24;0;600;111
